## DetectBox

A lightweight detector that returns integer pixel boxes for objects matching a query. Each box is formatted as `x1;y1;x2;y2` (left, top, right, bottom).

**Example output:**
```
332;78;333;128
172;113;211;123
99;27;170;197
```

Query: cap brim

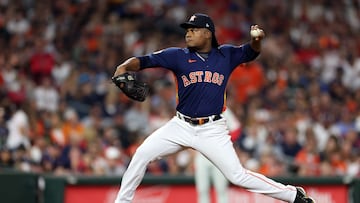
180;22;202;29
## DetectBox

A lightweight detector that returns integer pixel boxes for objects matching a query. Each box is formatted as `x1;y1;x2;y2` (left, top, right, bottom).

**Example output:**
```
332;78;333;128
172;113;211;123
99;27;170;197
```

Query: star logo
188;59;197;63
189;15;196;22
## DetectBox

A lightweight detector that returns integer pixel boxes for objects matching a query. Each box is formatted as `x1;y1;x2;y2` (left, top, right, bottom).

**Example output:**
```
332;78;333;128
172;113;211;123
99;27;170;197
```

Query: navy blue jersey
138;43;259;117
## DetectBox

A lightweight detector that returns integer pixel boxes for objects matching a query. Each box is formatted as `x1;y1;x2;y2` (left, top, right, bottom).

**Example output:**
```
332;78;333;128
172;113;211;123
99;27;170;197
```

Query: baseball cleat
294;187;316;203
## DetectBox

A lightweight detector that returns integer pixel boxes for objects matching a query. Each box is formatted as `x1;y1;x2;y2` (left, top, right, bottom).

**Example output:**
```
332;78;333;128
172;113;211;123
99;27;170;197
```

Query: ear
204;29;212;40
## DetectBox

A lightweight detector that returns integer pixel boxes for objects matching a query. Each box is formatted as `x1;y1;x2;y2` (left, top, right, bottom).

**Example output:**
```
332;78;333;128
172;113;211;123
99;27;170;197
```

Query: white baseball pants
114;116;297;203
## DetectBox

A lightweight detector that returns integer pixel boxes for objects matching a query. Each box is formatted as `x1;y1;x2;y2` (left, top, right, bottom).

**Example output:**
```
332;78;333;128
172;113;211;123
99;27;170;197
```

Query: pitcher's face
185;28;211;50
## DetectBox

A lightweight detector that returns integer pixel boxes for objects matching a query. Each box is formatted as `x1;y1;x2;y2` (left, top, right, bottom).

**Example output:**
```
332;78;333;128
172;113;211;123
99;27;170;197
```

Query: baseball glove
112;72;150;102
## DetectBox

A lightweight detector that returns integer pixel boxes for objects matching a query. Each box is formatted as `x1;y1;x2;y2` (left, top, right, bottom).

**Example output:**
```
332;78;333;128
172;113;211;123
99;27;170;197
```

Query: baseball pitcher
112;13;315;203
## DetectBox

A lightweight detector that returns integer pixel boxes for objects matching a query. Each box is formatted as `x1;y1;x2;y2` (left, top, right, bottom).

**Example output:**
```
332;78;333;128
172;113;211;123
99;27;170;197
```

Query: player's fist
250;25;265;41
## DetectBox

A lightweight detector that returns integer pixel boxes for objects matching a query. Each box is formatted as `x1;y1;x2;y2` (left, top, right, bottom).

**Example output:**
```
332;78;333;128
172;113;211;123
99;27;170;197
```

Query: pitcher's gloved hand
112;73;149;102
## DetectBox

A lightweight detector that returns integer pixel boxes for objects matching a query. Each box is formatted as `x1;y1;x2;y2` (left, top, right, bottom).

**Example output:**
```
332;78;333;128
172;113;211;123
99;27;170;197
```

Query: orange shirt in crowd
229;62;264;104
295;149;321;176
61;122;85;145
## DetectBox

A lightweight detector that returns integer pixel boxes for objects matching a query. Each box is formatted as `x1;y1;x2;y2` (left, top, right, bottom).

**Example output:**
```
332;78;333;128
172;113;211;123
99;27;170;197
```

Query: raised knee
132;145;156;163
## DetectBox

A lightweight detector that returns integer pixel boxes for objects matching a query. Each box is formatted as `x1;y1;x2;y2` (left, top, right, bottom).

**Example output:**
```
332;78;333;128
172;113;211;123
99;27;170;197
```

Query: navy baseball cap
180;13;219;48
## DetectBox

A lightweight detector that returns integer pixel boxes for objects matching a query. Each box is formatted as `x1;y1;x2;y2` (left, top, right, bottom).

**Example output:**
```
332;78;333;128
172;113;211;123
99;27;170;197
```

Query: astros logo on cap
189;15;196;22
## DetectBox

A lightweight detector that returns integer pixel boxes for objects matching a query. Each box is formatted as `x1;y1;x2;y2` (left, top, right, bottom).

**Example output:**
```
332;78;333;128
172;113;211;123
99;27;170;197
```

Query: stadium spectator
5;103;31;151
32;76;60;112
294;129;321;176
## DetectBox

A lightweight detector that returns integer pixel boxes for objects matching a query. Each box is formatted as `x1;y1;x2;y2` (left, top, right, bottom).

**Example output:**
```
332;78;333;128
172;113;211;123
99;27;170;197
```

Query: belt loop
176;112;182;120
199;119;204;125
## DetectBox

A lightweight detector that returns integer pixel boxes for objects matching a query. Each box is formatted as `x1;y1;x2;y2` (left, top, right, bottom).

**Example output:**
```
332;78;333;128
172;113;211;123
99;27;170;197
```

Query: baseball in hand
250;29;262;38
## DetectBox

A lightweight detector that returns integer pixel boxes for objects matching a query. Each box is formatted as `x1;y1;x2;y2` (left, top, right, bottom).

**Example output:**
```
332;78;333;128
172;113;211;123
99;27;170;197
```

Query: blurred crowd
0;0;359;178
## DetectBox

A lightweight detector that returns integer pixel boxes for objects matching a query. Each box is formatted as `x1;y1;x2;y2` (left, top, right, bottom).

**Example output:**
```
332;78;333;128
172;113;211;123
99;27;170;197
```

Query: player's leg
193;119;297;203
114;117;191;203
210;161;229;203
194;152;211;203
